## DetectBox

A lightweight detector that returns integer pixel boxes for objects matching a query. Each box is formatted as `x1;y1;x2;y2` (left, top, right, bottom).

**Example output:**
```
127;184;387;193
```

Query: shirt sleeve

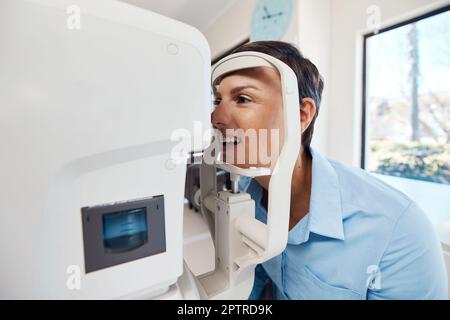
368;201;448;300
248;264;271;300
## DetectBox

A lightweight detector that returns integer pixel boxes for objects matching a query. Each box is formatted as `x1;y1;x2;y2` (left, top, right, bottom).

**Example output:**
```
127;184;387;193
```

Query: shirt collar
237;147;345;244
305;147;345;242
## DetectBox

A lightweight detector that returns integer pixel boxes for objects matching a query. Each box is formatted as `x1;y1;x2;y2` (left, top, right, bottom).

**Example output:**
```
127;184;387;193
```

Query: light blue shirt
242;148;448;300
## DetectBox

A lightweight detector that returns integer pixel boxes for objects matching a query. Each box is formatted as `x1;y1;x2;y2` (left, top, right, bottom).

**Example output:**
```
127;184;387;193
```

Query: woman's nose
211;103;232;130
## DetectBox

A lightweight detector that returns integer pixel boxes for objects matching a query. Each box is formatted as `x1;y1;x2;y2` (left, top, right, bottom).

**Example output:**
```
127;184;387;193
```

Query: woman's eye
213;98;221;106
237;95;252;104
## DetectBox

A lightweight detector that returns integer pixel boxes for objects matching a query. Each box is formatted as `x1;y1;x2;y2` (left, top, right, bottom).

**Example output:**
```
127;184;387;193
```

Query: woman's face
211;67;284;169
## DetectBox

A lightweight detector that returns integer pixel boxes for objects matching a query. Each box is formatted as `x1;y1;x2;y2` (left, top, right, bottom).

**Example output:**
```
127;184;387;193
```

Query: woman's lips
219;135;241;145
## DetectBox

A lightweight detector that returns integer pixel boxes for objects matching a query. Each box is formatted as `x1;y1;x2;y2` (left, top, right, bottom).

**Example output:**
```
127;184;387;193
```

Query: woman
211;41;448;299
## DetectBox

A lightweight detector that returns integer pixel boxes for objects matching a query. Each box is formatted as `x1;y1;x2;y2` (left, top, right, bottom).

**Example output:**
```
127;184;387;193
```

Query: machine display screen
102;207;148;253
82;195;165;273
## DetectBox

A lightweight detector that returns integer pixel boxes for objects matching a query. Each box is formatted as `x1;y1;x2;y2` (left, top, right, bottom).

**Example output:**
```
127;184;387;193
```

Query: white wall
204;0;256;59
296;0;331;155
204;0;298;59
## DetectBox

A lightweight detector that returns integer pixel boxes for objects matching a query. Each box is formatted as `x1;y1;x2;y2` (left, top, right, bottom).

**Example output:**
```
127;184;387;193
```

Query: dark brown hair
231;41;324;154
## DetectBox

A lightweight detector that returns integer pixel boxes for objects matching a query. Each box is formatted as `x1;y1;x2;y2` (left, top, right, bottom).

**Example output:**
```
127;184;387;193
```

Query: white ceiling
119;0;237;32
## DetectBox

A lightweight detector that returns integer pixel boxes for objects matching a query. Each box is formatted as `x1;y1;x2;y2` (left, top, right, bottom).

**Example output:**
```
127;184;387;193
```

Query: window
362;6;450;186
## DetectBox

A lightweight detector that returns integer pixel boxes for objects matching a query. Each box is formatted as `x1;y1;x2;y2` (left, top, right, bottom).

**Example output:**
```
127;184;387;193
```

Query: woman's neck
255;148;313;230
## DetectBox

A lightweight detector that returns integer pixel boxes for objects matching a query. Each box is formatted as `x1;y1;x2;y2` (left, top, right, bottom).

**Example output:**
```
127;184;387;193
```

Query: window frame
360;4;450;169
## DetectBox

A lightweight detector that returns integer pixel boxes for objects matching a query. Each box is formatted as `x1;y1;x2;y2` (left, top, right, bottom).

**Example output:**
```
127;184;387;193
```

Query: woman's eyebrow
229;85;259;96
213;85;259;98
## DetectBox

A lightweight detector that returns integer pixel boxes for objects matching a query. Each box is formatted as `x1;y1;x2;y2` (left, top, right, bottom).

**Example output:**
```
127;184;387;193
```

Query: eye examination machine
0;0;300;299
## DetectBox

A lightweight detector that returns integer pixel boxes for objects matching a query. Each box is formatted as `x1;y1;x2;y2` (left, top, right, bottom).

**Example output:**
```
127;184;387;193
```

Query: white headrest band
212;53;275;86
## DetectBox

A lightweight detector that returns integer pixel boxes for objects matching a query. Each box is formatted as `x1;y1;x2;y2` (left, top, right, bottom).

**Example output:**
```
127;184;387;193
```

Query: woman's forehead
214;66;280;94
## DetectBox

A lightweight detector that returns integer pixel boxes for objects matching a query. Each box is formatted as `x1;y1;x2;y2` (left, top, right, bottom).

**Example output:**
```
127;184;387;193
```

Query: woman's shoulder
328;158;413;223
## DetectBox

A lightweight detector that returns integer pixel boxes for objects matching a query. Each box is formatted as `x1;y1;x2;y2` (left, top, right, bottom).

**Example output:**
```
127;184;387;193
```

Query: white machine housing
0;0;210;299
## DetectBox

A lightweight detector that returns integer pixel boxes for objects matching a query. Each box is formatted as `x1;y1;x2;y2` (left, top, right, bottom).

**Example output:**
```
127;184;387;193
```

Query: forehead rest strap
212;54;275;86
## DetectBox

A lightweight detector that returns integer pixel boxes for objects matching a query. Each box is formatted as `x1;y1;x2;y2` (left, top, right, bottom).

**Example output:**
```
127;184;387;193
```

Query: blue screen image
102;207;148;252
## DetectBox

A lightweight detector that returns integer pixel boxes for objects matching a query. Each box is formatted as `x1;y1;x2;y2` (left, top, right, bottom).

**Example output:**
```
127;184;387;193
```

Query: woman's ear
300;97;317;134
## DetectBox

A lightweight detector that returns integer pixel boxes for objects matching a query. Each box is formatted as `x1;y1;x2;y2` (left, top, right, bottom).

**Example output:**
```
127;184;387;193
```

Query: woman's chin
221;145;274;169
